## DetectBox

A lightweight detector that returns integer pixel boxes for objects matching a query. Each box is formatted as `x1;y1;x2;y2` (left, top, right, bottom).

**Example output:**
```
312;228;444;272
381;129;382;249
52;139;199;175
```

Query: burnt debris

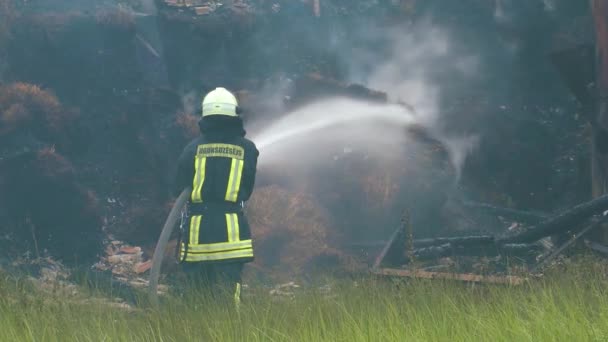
374;193;608;282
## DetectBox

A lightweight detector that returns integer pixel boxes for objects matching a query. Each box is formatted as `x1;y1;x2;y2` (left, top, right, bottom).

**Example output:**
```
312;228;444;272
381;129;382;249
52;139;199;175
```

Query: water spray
250;97;420;169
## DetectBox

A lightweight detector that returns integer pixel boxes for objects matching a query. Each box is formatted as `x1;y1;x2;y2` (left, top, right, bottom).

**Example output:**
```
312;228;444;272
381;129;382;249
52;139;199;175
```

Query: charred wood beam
499;243;546;256
412;243;452;260
374;231;539;267
376;194;608;267
499;193;608;244
413;235;495;248
531;215;608;272
412;242;543;261
352;236;495;249
463;201;549;224
585;239;608;255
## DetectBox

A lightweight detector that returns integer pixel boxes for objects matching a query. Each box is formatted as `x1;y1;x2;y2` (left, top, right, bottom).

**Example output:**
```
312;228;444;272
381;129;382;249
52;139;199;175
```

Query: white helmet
201;87;239;117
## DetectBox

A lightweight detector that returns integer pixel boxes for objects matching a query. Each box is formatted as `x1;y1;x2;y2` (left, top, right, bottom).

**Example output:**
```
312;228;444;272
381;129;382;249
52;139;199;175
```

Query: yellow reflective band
196;144;244;160
233;161;243;200
183;249;254;262
181;240;252;253
191;156;207;203
233;213;240;240
225;213;240;242
189;215;201;245
234;283;242;307
225;159;236;202
225;158;244;202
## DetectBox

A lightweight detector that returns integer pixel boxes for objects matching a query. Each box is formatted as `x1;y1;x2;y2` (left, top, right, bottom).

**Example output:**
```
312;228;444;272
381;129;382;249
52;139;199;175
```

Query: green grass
2;260;608;341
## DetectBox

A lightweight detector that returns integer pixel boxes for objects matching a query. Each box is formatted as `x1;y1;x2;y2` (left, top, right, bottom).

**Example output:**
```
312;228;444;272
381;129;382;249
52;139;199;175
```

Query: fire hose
148;187;191;307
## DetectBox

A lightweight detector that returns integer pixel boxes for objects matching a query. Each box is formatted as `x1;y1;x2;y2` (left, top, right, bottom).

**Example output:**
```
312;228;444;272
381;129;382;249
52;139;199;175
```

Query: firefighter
173;87;259;306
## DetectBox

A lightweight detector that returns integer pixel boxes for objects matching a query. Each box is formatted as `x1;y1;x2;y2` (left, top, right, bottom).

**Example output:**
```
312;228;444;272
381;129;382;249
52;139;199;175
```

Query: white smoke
138;0;158;15
343;20;481;180
542;0;556;12
181;90;199;115
494;0;508;23
250;19;483;182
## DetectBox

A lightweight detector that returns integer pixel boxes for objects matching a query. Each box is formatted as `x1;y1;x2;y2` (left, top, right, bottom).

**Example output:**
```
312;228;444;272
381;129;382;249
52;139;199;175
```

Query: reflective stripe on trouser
234;282;242;309
180;213;253;262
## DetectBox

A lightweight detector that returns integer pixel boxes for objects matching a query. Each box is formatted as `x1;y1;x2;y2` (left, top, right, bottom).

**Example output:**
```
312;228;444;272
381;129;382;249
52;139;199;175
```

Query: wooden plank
371;268;526;286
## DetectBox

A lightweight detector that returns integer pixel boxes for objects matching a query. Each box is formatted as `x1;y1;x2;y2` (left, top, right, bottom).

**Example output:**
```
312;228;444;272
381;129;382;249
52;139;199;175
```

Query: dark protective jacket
174;116;259;264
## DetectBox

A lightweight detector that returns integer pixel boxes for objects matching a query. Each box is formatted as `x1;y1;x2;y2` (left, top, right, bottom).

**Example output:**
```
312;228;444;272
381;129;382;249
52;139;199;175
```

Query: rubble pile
160;0;321;17
26;257;79;298
162;0;241;16
268;281;300;299
93;238;170;293
266;281;338;301
6;256;139;311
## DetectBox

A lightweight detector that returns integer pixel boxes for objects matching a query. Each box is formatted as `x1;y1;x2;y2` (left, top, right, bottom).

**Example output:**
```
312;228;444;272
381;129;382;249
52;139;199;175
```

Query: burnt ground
0;0;597;281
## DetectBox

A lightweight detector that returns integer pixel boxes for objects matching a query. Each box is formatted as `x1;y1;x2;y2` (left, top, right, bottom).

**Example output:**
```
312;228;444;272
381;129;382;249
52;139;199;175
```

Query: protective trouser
181;261;244;307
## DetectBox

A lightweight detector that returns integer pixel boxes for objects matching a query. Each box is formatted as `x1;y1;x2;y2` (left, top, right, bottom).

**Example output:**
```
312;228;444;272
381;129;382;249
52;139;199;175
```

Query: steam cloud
347;21;480;179
181;90;199;116
251;19;481;181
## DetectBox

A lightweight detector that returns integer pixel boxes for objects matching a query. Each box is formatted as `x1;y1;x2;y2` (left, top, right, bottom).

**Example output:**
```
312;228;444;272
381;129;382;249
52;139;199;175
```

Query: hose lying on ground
148;187;191;307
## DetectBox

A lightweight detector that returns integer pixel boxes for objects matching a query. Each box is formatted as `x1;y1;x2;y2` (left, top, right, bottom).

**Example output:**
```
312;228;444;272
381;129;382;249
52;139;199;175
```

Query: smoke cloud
345;21;481;179
181;90;199;116
251;18;482;182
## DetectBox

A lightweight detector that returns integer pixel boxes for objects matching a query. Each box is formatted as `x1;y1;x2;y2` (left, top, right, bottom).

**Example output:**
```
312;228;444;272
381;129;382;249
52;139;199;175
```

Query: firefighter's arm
240;142;259;202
